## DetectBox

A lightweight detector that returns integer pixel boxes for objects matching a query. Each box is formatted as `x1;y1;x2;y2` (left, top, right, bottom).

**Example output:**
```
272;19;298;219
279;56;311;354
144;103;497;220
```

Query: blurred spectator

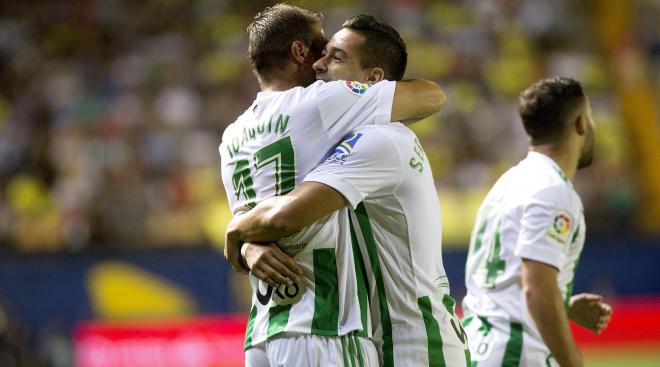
0;0;657;252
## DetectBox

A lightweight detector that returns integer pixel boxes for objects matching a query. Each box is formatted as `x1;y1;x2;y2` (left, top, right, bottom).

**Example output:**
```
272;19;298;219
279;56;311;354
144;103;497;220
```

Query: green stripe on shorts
418;295;446;367
311;248;340;335
354;334;365;367
341;335;350;366
502;322;523;367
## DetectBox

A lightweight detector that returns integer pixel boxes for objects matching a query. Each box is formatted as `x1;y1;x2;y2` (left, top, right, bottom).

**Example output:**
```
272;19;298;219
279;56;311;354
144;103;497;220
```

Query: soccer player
461;77;612;367
225;15;470;367
220;5;446;366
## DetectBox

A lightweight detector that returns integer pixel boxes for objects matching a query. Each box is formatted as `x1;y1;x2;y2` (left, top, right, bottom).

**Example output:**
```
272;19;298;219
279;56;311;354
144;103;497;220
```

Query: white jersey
219;80;395;349
305;124;470;367
463;151;586;354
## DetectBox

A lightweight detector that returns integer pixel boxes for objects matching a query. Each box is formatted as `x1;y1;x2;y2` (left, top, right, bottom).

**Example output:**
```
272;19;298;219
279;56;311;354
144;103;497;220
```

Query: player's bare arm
391;78;446;123
522;258;584;367
225;182;346;276
568;293;613;334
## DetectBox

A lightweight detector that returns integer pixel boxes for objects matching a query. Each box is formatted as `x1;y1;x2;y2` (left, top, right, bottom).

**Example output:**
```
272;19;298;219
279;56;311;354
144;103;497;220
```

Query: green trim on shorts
350;222;370;337
502;322;523;367
354;334;365;367
418;295;446;367
340;335;350;366
267;304;291;338
354;203;394;367
244;305;257;350
311;248;340;336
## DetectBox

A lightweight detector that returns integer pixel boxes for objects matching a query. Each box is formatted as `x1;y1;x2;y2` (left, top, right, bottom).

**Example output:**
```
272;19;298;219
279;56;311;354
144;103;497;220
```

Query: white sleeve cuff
515;244;566;270
373;81;395;125
303;173;363;210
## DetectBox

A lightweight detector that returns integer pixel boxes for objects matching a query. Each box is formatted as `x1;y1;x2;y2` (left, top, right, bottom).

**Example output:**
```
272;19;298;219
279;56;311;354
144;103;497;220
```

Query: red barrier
74;297;660;366
571;296;660;348
74;315;247;367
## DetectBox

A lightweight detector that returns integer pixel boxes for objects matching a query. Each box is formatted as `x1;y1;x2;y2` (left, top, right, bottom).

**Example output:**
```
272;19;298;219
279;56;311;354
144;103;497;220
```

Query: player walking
461;77;612;367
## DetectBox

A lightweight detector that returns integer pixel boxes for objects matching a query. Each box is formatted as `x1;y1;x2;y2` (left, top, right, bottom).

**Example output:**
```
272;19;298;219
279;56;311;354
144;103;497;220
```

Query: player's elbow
422;82;446;115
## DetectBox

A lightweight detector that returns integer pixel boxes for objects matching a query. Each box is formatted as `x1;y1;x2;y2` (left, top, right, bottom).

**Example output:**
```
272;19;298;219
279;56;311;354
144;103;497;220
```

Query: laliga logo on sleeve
546;211;572;246
344;81;370;96
273;281;306;306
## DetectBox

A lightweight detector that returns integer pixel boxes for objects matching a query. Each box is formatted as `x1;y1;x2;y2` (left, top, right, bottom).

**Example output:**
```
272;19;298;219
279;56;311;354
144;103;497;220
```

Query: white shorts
245;332;379;367
462;315;559;367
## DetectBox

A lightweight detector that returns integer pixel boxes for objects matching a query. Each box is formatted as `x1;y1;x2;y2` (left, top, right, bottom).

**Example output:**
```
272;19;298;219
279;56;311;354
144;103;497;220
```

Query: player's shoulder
220;107;252;142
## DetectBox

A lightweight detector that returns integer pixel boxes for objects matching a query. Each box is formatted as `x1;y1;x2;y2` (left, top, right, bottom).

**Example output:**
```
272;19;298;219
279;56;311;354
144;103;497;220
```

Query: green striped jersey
219;80;395;348
305;124;470;366
243;208;372;348
463;151;585;345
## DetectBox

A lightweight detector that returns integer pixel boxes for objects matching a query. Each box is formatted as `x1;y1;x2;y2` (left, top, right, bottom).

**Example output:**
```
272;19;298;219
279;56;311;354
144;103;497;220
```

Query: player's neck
259;67;313;92
260;78;299;92
529;145;578;181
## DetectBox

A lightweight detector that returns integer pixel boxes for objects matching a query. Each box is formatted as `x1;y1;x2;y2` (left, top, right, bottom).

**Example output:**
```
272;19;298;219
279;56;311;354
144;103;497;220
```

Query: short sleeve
514;188;576;269
309;80;396;135
303;128;400;209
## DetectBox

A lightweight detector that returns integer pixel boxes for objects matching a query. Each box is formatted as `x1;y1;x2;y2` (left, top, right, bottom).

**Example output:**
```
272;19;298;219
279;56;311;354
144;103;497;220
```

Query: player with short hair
461;77;612;367
225;14;470;367
220;5;446;366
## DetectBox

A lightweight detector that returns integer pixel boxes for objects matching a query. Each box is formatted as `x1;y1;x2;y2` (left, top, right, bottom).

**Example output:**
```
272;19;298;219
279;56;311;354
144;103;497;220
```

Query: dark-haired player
461;77;612;367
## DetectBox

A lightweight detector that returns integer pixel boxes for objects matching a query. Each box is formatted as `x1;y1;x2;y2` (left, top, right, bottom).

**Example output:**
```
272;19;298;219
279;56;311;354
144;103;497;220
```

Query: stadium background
0;0;659;366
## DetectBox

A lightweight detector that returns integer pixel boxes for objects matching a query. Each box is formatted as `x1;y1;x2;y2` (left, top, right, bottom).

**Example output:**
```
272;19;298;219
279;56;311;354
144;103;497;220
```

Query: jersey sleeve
303;128;401;209
514;186;576;269
309;80;396;136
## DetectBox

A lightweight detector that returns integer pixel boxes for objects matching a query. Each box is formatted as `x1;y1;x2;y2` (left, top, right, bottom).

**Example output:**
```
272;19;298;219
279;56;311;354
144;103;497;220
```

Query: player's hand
224;223;249;274
568;293;612;334
243;242;303;288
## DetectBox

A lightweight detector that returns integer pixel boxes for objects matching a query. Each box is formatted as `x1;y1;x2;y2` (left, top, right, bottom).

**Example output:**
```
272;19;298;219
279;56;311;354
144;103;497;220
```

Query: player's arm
522;259;583;367
391;78;446;123
227;182;346;241
224;182;346;275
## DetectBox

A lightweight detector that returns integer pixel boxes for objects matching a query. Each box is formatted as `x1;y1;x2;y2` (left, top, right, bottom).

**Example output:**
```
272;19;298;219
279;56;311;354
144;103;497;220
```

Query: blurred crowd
1;0;658;252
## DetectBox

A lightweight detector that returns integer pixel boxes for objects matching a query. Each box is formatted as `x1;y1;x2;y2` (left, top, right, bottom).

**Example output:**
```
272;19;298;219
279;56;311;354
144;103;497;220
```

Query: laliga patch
546;210;573;246
272;281;306;306
325;132;363;165
344;81;370;96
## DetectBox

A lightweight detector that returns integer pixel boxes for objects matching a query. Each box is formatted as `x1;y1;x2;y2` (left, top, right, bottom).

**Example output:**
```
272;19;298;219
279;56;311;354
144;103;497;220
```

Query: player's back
219;80;395;349
318;124;471;366
220;80;394;213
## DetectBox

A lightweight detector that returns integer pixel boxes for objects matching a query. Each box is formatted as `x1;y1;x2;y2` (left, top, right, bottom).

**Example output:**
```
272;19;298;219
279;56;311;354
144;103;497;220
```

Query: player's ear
575;114;588;136
290;40;310;64
366;67;385;83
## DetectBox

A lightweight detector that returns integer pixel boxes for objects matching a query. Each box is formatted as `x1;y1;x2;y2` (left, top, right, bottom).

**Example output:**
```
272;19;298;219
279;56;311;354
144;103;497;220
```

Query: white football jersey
219;80;395;349
463;151;586;349
305;124;470;367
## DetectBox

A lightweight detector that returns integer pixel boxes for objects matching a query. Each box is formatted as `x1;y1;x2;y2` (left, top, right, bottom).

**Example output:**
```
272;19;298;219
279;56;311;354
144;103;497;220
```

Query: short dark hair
518;77;586;145
247;4;323;83
341;14;407;81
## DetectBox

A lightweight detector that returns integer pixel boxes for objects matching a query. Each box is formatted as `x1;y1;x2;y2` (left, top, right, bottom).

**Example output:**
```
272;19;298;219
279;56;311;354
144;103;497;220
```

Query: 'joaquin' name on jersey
225;113;290;158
